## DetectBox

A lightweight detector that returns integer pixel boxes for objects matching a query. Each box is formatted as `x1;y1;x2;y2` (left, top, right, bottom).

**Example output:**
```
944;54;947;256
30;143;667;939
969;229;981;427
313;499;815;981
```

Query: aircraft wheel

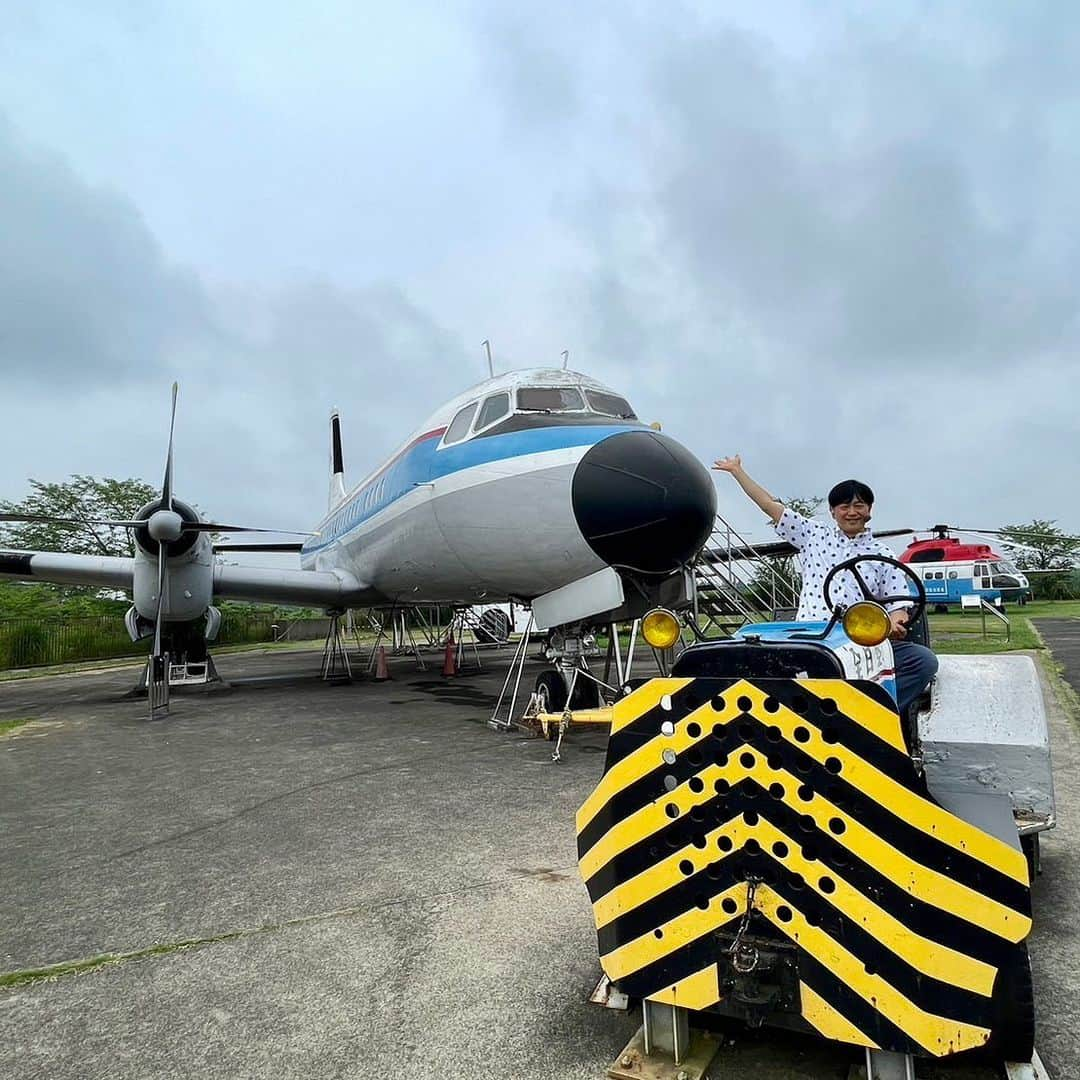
934;604;949;614
989;940;1035;1063
534;670;567;715
570;676;600;710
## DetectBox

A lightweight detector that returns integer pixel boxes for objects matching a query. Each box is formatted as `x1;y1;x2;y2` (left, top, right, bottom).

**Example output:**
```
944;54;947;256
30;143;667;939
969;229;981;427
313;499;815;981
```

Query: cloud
0;118;470;532
0;119;214;384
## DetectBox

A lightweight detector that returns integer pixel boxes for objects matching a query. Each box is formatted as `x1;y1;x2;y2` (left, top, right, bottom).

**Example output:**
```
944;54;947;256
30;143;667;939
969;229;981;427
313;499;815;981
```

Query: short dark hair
828;479;874;508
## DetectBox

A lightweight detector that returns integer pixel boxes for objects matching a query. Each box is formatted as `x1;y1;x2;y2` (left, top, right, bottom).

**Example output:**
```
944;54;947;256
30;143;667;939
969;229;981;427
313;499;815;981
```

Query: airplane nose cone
571;430;716;575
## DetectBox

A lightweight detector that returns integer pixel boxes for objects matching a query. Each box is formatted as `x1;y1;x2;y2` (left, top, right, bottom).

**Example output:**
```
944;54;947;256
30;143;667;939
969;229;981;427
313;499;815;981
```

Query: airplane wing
700;528;915;564
212;563;378;609
700;539;798;563
1;548;378;610
0;549;135;589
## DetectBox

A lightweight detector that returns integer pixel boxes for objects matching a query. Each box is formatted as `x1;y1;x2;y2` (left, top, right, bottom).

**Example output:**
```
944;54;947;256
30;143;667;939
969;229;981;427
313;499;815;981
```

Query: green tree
0;475;157;558
998;519;1080;600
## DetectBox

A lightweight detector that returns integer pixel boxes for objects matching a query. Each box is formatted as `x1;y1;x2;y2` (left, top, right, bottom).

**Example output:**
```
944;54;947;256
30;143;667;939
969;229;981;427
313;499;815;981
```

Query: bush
0;624;50;668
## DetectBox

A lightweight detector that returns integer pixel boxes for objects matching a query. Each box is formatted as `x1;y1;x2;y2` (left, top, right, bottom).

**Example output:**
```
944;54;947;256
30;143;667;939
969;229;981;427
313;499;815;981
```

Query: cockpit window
517;386;586;412
475;392;511;431
585;390;636;419
443;402;478;446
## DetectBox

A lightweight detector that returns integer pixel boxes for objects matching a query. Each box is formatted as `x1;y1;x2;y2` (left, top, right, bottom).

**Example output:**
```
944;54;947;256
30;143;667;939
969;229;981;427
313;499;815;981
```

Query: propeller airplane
1;369;717;715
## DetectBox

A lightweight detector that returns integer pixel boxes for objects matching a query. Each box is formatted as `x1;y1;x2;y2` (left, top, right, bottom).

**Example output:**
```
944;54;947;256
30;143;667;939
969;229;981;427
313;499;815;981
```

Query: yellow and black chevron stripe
576;677;1032;1058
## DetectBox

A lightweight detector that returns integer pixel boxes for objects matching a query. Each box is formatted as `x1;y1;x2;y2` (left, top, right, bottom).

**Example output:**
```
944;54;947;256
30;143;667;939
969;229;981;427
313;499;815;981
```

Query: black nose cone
571;430;717;575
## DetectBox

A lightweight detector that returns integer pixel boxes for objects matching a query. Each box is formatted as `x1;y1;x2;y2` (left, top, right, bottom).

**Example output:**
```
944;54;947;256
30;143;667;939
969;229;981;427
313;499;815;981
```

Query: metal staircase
692;514;800;637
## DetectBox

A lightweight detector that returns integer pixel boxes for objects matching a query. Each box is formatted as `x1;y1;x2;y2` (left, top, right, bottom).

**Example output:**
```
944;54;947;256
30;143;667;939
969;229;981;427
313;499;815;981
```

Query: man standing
712;455;937;718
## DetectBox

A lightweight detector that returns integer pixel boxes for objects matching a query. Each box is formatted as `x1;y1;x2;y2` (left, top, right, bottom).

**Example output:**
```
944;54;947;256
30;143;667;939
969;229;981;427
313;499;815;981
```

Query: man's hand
711;454;783;523
712;454;743;474
888;610;909;641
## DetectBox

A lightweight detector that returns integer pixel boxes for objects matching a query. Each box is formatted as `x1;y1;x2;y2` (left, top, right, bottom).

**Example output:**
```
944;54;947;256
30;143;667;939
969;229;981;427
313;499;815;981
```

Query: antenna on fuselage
561;349;569;370
482;339;494;378
329;409;347;511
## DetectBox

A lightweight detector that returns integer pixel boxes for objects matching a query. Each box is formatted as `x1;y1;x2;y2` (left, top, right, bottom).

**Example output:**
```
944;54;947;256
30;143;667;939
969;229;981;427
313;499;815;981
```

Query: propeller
887;524;1080;547
708;523;1080;565
0;384;313;716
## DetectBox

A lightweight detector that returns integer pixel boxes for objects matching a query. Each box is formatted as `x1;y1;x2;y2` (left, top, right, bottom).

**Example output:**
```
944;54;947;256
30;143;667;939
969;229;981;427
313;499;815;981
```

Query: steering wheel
821;555;926;630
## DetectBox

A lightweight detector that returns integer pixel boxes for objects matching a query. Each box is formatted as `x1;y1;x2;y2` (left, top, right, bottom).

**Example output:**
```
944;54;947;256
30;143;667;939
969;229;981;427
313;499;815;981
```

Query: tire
534;670;567;713
1021;833;1040;881
570;676;600;710
934;604;949;615
989;941;1035;1063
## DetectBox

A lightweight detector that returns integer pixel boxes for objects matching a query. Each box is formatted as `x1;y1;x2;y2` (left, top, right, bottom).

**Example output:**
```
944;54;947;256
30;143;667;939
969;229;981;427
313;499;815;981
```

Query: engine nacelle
131;496;215;624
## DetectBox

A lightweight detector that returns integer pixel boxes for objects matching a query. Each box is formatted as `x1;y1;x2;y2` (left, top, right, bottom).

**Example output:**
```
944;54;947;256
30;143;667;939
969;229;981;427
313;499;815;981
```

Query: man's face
831;498;872;537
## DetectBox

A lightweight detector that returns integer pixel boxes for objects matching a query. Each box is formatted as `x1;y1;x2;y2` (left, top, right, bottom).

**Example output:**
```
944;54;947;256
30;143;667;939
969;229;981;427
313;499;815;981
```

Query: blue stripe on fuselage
303;423;639;555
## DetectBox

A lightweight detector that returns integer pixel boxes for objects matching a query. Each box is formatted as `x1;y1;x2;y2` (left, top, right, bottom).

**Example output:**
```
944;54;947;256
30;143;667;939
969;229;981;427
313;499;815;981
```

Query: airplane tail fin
329;409;347;510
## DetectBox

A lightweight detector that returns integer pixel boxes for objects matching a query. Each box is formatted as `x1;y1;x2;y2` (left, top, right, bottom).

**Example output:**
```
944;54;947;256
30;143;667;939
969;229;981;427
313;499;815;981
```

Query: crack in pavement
95;736;532;866
0;864;580;990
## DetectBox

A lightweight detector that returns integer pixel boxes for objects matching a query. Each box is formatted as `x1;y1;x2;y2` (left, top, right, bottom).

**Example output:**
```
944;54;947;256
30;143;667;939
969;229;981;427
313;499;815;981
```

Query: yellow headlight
842;601;891;647
642;608;681;650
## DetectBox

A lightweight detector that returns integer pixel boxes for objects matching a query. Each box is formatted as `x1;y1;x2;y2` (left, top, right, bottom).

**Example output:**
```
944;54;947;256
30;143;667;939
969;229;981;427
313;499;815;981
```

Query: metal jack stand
857;1049;916;1080
489;615;534;729
148;652;170;719
321;612;352;683
449;609;481;672
608;1001;719;1080
391;609;426;669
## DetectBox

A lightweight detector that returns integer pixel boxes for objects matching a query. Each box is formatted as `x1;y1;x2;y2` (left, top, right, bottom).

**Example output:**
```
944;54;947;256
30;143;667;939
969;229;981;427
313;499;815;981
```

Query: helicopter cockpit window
517;386;586;413
585;390;637;419
443;402;478;446
474;392;511;432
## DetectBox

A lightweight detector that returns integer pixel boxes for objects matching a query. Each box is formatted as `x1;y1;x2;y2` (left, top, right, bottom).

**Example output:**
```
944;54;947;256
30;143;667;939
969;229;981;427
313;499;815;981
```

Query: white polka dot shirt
775;508;915;622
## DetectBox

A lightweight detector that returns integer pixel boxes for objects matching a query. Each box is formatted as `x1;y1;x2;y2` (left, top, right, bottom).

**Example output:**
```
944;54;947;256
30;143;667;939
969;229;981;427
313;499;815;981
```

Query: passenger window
934;572;944;579
443;402;478;446
948;570;958;579
475;392;510;431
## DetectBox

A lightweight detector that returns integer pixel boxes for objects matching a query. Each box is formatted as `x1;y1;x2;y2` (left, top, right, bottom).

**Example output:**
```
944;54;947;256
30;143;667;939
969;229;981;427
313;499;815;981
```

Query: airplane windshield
517;387;586;413
585;390;636;419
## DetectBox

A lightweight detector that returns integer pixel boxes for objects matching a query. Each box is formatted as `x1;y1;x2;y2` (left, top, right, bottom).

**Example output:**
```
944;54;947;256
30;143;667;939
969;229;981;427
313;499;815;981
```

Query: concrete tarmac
0;643;1077;1080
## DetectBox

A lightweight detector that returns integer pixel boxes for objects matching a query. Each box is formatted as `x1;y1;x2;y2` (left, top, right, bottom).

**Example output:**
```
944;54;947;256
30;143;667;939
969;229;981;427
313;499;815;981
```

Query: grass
0;636;328;683
928;599;1079;655
0;717;31;736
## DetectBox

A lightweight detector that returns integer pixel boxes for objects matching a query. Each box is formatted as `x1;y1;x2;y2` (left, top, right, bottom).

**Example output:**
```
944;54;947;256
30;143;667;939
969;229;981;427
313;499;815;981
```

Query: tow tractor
571;556;1055;1079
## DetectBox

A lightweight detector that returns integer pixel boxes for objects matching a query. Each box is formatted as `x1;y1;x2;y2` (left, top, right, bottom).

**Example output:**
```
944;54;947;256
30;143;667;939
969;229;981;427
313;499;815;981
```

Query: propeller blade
213;542;305;553
162;382;178;512
928;525;1080;545
0;512;145;528
180;522;315;535
871;528;916;539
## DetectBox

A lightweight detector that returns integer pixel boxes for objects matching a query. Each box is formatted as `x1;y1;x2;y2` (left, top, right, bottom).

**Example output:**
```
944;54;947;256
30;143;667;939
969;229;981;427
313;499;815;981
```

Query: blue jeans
893;640;938;716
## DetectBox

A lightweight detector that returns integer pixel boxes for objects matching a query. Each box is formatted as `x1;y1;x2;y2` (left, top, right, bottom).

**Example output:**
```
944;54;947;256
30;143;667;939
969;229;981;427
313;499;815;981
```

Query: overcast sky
2;2;1078;555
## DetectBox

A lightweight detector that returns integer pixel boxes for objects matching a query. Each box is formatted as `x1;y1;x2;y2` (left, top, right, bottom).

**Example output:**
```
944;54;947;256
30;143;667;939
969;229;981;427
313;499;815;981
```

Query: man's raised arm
712;455;785;524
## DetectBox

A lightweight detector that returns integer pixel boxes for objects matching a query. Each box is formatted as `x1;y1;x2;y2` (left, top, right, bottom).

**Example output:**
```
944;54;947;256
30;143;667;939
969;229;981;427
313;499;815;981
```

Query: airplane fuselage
302;368;716;608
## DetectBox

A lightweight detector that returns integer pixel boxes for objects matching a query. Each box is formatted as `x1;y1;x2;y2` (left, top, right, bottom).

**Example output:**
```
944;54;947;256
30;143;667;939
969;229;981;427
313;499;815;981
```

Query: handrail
980;598;1010;641
692;513;801;634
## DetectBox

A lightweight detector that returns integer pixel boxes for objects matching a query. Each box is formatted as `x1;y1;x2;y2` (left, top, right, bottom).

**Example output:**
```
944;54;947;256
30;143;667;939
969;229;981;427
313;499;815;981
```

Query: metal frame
320;612;353;682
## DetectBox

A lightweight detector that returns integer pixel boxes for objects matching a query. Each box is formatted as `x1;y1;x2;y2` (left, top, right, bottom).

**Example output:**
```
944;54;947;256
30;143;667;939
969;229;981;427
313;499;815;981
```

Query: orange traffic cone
442;633;457;677
374;645;391;681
